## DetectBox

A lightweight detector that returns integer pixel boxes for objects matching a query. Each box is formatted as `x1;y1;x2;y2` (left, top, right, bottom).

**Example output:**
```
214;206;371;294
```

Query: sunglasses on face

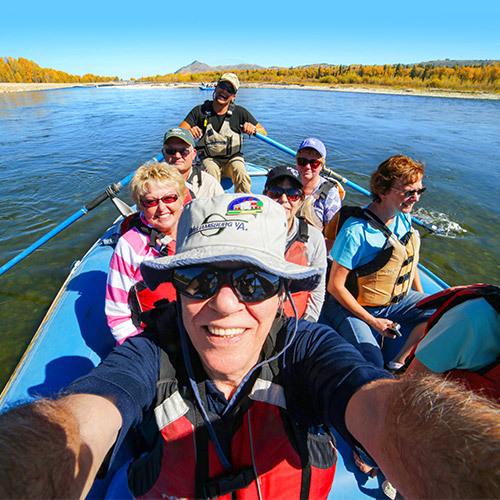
266;186;303;202
172;266;282;303
296;157;323;169
392;187;426;198
164;147;192;158
141;194;179;208
217;82;235;95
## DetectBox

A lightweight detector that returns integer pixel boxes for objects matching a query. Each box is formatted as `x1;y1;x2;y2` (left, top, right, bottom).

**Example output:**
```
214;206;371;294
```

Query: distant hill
417;59;499;67
175;60;265;74
289;60;499;69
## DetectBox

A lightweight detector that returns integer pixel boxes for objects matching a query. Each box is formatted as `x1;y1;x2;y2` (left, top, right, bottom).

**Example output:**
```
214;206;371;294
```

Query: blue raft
0;162;445;499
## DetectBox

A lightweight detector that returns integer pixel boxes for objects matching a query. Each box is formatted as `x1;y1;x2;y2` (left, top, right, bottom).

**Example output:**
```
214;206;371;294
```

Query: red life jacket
283;217;311;319
127;314;337;499
412;284;500;400
120;212;178;314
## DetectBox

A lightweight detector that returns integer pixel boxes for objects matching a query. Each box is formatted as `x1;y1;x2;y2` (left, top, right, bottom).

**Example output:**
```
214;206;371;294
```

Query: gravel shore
1;81;498;100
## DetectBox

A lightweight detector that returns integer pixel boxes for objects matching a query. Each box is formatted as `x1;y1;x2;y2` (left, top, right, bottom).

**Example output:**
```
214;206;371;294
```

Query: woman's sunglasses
266;186;303;202
296;157;323;169
141;194;179;208
392;187;426;198
172;266;282;303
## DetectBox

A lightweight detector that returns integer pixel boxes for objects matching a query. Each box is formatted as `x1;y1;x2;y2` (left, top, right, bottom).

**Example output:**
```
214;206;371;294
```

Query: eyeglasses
172;266;282;303
163;147;192;158
266;186;303;202
141;194;179;208
392;187;426;198
296;157;323;169
217;82;236;95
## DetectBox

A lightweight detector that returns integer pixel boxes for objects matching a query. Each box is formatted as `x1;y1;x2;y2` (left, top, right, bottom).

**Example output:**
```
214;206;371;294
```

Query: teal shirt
331;212;412;270
415;298;500;373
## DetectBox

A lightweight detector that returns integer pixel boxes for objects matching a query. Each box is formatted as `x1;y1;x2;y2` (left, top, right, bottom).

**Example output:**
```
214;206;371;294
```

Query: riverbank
1;81;498;100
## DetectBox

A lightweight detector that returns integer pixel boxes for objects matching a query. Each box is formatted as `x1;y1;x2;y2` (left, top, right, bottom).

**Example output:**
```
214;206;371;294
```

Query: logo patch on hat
188;213;248;237
227;197;263;215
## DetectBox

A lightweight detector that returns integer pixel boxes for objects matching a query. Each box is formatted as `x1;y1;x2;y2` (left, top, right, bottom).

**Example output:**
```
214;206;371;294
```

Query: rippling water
0;86;499;389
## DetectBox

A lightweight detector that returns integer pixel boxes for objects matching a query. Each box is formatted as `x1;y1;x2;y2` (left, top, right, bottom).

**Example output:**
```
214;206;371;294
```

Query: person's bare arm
404;356;435;376
346;375;500;499
0;394;122;499
179;121;203;139
327;260;396;337
411;268;424;292
255;122;267;135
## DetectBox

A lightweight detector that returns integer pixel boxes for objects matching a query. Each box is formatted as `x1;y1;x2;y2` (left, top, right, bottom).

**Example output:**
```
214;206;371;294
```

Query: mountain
416;59;499;67
174;60;265;74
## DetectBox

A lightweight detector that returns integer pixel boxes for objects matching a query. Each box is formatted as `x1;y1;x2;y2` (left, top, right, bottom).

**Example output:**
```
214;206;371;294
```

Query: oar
253;132;437;234
0;153;164;277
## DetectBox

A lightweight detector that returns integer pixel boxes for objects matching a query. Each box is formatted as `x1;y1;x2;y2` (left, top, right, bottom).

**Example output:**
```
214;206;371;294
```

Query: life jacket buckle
203;467;255;499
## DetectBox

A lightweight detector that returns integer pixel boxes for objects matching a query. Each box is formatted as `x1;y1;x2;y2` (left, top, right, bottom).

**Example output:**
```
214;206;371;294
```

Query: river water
0;86;499;389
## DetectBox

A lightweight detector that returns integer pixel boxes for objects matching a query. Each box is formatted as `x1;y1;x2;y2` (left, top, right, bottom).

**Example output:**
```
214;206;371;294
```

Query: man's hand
0;394;122;499
346;375;500;499
189;126;203;140
242;122;257;136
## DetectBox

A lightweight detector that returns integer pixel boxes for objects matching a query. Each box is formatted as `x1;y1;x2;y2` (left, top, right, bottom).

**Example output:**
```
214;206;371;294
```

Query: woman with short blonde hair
105;161;188;344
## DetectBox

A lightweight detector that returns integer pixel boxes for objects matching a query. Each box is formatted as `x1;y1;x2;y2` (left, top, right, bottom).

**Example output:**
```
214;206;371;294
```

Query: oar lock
105;183;122;199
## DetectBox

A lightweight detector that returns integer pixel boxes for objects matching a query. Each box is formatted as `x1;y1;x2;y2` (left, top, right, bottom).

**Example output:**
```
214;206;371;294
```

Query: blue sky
3;0;499;80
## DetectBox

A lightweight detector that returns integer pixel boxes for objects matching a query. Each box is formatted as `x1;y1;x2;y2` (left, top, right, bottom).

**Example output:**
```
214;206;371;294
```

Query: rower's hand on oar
242;122;257;136
189;126;203;140
371;317;400;339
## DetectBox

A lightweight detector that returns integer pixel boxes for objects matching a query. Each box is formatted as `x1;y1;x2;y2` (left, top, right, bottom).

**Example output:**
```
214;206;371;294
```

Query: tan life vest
354;228;420;307
196;103;243;158
328;206;420;307
299;178;345;232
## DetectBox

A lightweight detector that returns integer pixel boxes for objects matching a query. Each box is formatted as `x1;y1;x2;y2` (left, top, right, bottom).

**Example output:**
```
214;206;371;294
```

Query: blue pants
319;291;435;368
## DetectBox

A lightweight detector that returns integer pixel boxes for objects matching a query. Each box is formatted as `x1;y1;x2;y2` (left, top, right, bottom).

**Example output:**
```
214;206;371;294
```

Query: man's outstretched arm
346;374;500;499
0;394;122;499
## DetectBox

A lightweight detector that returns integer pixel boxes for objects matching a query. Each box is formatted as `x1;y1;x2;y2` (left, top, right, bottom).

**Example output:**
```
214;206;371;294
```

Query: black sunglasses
163;147;192;158
266;186;303;202
392;187;426;198
172;266;282;303
217;82;236;95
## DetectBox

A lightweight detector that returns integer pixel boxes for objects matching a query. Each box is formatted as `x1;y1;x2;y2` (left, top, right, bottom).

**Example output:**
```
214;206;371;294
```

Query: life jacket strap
203;467;255;499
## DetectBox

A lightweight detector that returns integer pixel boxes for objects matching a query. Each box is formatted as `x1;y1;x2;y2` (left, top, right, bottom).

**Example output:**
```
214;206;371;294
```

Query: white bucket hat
141;194;321;292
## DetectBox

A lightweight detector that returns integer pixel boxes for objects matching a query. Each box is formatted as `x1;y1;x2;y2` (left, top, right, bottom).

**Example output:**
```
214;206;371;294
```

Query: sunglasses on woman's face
141;194;179;208
296;157;323;169
266;186;303;202
392;187;426;198
172;266;282;303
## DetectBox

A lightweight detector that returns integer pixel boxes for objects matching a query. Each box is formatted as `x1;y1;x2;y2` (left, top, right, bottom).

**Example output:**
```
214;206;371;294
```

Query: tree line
0;57;119;84
136;63;500;93
2;56;498;93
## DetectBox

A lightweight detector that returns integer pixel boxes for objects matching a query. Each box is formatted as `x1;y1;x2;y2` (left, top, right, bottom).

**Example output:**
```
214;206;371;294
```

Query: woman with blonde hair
105;161;188;344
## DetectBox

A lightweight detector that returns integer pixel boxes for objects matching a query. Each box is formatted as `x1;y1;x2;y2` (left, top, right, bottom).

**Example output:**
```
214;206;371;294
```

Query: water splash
413;208;468;238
